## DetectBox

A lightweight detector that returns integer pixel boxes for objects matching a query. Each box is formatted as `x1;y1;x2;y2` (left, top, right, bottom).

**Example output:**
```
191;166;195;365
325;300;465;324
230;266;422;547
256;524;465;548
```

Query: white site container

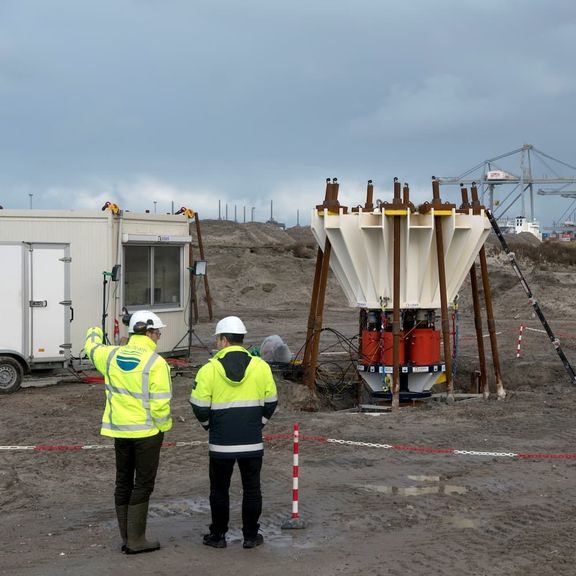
0;242;71;392
0;210;194;392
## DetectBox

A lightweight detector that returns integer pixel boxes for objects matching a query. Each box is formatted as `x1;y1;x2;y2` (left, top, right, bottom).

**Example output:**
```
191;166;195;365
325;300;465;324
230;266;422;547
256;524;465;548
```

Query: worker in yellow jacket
190;316;278;549
84;310;172;555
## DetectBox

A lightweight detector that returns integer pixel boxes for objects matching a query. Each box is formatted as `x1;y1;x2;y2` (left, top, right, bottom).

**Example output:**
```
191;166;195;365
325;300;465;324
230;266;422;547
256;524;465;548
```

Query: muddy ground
2;222;576;576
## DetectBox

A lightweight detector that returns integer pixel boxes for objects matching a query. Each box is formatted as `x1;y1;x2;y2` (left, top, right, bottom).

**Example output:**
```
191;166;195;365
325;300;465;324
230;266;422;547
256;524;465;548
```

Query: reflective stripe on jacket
190;345;278;458
84;327;173;439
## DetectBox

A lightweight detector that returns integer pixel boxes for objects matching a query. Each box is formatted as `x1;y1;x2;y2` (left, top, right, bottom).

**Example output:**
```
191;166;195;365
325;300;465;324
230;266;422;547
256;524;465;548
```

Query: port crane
537;189;576;231
438;144;576;222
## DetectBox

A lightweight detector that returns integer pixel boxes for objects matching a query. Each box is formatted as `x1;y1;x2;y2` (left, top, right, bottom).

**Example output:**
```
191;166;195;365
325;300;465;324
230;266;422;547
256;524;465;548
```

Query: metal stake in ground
281;424;307;529
516;324;524;359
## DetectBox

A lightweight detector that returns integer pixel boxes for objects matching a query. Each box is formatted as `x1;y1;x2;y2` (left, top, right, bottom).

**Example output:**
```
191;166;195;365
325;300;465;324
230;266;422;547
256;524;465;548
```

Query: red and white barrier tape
2;434;576;460
524;327;548;334
0;440;207;451
324;438;576;459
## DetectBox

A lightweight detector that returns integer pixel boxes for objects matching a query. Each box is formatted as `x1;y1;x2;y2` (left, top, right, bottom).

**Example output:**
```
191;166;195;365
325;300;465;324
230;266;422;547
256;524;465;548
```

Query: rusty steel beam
365;180;374;211
462;184;489;398
389;178;402;409
469;262;489;398
195;214;213;321
432;178;454;400
188;221;199;323
304;239;332;396
303;245;325;370
392;212;402;410
478;247;506;398
471;184;506;399
304;179;337;398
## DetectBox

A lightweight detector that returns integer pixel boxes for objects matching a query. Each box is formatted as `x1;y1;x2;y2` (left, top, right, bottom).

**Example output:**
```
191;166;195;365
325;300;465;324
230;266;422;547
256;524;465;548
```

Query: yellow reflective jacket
190;345;278;458
84;327;172;438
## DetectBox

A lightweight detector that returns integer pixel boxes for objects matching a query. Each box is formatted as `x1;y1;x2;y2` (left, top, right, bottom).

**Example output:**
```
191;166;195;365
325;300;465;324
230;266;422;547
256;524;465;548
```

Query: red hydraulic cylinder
382;331;405;366
409;328;441;365
361;331;381;365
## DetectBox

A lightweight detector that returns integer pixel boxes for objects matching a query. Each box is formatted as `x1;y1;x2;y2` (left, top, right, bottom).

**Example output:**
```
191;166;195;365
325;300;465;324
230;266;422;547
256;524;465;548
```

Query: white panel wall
311;207;491;310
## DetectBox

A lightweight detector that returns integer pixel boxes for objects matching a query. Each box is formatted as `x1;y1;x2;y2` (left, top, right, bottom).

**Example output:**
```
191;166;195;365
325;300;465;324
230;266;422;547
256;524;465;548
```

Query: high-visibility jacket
190;345;277;458
84;327;172;439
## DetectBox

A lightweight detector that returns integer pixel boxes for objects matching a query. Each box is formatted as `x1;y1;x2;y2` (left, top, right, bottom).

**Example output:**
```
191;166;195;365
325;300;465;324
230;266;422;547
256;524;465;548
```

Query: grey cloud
0;0;576;224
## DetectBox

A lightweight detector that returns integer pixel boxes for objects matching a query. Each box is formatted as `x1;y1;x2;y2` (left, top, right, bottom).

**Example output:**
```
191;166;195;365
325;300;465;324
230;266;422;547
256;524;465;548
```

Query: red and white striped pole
281;423;307;529
291;423;300;519
516;324;524;358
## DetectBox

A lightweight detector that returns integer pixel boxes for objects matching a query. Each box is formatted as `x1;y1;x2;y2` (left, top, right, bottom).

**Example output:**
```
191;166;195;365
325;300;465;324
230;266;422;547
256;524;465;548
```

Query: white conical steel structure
311;206;490;310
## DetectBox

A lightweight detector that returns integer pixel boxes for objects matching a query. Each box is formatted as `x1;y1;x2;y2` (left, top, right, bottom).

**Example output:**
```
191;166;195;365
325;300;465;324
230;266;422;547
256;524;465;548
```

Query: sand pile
192;220;576;324
191;220;341;313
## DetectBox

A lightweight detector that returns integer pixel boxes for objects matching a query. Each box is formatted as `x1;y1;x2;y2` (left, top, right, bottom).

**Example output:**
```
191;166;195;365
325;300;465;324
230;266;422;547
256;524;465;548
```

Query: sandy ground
2;222;576;576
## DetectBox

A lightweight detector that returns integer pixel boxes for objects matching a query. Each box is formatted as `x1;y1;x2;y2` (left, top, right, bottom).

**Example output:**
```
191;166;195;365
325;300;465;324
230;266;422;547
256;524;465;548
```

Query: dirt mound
193;219;296;248
506;231;542;247
190;221;343;313
191;220;576;322
485;230;541;250
285;225;316;245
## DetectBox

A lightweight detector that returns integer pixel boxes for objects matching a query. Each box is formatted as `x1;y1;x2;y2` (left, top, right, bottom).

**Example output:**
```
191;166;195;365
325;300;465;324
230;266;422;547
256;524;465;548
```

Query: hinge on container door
59;257;72;262
29;300;47;307
59;343;73;349
59;300;72;306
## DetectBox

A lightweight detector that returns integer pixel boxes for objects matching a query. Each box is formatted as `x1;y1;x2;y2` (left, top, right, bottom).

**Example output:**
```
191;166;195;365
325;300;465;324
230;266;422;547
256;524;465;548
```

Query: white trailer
0;242;71;393
0;209;197;393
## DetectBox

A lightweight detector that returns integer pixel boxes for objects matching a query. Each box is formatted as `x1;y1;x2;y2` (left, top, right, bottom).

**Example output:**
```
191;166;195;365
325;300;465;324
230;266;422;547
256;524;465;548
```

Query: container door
0;243;27;357
28;244;71;363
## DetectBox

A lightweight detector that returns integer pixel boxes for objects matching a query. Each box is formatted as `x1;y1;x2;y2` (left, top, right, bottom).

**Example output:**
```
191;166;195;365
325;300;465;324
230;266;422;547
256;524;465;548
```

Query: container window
154;246;180;306
124;245;181;308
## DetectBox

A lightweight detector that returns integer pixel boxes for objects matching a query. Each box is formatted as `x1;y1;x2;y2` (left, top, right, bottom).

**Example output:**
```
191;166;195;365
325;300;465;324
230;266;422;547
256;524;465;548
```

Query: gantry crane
537;189;576;231
438;144;576;222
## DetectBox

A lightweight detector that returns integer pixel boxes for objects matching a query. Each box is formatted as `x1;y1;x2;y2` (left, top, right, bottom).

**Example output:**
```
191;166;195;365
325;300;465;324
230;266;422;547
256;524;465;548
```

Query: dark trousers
114;432;164;506
209;456;263;538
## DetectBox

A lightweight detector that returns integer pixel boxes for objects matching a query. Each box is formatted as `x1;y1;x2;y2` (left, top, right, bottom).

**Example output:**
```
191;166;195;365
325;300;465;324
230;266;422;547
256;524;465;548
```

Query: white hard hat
129;310;166;334
214;316;247;335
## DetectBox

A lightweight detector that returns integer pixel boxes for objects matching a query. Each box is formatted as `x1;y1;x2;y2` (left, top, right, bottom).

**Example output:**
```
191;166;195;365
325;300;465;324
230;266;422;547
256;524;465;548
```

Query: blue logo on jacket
116;355;140;372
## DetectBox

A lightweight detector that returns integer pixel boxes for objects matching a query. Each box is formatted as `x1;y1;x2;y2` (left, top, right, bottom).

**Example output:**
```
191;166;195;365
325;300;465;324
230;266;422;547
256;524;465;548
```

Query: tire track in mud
269;440;576;576
0;465;32;511
382;500;576;576
410;481;575;575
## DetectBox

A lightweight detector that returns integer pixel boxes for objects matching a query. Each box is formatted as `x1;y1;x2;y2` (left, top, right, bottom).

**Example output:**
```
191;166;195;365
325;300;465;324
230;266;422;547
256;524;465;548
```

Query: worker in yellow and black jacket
84;310;172;555
190;316;278;549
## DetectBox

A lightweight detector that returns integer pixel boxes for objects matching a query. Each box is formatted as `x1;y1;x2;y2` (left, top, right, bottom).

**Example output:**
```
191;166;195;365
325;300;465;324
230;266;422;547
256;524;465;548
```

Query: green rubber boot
115;504;128;552
125;501;160;554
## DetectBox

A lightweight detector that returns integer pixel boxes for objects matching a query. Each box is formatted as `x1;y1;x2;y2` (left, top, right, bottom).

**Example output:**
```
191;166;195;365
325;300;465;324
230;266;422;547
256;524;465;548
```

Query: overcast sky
1;0;576;226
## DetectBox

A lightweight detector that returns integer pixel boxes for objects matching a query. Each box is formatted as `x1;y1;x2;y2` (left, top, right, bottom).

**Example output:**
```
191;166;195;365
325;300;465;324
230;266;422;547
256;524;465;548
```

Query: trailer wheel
0;357;23;394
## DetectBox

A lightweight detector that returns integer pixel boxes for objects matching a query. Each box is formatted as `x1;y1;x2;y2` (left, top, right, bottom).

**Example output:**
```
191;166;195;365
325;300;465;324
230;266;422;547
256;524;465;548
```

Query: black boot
243;522;263;548
125;501;160;554
243;534;264;549
203;532;227;548
115;504;128;552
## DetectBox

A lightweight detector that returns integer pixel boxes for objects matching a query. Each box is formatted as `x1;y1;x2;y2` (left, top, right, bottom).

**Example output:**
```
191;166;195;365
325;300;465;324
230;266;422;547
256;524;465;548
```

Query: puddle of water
443;516;478;529
149;498;210;517
407;475;441;483
268;535;318;550
360;484;468;496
